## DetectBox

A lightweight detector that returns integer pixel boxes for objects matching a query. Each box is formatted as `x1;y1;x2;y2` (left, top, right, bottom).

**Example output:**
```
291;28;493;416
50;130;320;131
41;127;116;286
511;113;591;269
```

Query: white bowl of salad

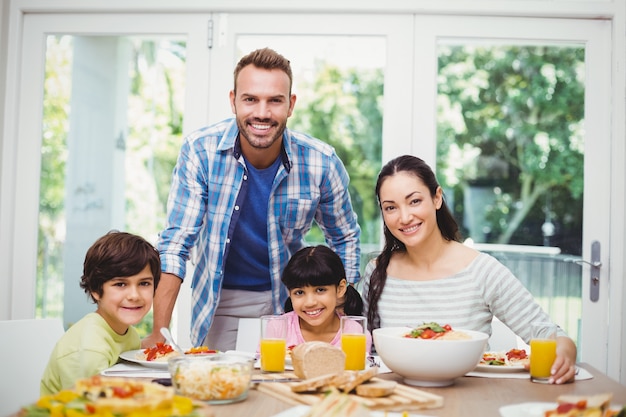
373;323;488;387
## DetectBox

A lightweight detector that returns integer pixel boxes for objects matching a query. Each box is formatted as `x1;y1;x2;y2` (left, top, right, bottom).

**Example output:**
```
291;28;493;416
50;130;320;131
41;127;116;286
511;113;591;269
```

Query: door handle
564;240;601;302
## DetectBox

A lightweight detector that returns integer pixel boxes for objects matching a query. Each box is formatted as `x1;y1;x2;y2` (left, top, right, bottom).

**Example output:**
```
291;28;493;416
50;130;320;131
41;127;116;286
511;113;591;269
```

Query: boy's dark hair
281;245;363;316
80;230;161;303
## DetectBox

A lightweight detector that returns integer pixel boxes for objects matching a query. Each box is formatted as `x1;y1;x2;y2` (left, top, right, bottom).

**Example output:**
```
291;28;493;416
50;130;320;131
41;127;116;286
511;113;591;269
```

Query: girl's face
289;279;347;330
92;264;155;335
379;171;443;248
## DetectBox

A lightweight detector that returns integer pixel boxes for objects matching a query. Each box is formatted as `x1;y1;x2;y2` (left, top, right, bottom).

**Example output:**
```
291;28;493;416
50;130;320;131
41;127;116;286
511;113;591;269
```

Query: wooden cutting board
255;374;444;412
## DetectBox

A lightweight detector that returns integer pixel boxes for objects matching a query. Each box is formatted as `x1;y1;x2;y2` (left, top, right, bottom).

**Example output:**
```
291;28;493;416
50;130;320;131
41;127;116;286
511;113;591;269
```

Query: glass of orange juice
529;321;558;383
260;315;287;373
340;315;367;371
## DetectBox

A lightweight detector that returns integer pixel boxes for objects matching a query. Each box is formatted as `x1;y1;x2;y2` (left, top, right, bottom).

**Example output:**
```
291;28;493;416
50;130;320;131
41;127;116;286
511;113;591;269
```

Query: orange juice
530;338;557;379
341;333;367;370
260;338;286;372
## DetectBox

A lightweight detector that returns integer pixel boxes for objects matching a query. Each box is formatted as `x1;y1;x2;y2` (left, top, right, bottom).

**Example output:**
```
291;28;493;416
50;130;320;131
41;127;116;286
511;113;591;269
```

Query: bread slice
338;367;379;393
355;380;397;398
291;341;346;379
291;372;353;393
303;389;370;417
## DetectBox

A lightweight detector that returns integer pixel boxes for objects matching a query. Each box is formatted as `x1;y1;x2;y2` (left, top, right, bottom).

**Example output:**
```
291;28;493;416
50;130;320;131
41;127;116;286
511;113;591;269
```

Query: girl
281;245;372;351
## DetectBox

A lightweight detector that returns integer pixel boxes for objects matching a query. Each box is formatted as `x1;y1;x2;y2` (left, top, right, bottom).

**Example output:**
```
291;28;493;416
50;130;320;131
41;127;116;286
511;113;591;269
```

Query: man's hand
141;272;183;349
141;332;165;349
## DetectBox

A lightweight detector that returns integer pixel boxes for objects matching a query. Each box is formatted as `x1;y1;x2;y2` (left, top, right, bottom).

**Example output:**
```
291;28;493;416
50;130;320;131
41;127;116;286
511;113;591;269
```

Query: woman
361;154;577;384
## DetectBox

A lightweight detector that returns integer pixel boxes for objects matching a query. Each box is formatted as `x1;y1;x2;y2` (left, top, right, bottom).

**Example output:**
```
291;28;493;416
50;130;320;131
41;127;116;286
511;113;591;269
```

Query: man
142;48;361;351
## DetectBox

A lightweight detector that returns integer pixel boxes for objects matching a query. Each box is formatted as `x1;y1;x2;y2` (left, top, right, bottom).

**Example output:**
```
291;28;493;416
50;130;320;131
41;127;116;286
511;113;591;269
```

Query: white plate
223;350;256;362
475;363;526;373
499;402;557;417
272;405;433;417
500;402;622;417
119;349;171;369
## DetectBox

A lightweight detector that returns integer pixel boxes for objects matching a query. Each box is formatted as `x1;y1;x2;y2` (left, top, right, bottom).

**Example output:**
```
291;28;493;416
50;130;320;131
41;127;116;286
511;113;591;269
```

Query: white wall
0;0;10;321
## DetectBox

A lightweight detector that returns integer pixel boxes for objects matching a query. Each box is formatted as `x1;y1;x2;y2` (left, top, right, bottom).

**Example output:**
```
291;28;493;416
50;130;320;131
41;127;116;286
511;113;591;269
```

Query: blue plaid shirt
158;118;361;346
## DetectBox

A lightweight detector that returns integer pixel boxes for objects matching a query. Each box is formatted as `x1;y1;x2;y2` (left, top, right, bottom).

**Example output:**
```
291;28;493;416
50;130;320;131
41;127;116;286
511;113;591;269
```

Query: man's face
230;65;296;153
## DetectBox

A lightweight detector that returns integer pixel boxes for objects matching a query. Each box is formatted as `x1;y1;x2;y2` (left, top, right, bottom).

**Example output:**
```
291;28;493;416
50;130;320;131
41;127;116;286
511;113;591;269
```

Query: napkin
465;366;593;380
100;363;171;378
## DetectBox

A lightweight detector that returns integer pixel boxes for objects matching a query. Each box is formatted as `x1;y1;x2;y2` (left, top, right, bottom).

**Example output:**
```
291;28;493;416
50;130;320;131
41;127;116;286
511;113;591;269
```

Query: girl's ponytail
340;285;364;316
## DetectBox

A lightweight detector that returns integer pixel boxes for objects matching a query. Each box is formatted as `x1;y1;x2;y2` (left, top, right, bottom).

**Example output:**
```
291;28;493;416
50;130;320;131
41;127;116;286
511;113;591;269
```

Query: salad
404;322;453;339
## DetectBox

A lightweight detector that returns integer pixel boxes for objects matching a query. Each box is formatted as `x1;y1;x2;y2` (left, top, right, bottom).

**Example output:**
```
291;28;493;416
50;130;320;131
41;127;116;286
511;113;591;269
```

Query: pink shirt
283;311;373;353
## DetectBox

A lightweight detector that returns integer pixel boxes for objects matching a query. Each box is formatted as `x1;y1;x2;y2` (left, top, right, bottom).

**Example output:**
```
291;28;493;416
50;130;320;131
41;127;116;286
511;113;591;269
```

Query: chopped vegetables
506;348;528;361
184;346;218;355
143;342;175;361
480;348;529;366
21;379;200;417
170;358;252;402
405;322;453;339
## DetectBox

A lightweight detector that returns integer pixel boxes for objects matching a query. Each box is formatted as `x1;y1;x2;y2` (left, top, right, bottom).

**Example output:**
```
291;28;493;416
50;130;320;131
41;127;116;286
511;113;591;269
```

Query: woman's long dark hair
366;155;461;330
282;245;363;316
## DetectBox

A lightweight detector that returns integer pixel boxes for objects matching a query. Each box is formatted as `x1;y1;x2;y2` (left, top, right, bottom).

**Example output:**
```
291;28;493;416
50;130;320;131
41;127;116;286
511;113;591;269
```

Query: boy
40;231;160;395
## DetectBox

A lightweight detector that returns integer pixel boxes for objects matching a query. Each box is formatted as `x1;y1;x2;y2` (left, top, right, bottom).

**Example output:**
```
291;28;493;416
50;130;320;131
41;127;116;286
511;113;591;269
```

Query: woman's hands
549;336;578;384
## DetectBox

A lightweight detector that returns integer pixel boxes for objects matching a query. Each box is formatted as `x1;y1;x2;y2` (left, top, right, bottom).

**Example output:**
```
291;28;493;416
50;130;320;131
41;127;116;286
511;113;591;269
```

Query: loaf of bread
290;341;346;379
303;389;370;417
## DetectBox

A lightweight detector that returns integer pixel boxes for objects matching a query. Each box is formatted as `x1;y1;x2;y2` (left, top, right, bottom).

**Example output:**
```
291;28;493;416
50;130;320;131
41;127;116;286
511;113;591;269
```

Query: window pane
38;35;187;335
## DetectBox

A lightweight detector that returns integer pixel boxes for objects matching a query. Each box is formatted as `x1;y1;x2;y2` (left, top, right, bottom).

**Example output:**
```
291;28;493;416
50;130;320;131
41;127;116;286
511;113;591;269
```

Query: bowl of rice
168;353;253;404
373;323;488;387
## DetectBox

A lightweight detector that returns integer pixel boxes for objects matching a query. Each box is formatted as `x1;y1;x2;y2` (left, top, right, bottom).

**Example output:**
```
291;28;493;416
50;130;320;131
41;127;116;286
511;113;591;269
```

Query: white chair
235;318;261;353
0;318;64;417
489;317;529;352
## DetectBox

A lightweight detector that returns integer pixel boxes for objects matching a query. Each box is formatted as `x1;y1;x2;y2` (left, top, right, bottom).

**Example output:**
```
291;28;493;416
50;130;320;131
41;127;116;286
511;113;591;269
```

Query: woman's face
378;171;443;248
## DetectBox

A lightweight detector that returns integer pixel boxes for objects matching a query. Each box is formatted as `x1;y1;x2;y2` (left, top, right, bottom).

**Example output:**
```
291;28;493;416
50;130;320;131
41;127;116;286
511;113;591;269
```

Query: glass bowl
168;353;253;404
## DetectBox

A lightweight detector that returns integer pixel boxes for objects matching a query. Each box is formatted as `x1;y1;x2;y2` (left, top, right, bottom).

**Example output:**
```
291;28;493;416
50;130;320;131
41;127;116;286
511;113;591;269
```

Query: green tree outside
289;64;384;253
437;45;584;253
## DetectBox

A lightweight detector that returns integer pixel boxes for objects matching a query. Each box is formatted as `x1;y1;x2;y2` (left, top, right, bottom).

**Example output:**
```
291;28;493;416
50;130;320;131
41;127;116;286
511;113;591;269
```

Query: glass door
11;13;210;336
205;12;415;273
412;15;613;373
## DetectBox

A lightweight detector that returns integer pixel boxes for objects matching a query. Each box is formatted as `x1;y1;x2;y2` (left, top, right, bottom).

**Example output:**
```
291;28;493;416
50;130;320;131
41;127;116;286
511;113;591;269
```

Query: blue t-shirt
223;157;281;291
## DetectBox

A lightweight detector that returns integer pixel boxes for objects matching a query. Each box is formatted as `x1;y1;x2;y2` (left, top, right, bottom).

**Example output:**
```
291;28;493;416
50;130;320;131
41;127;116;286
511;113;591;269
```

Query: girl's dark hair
282;245;363;316
80;230;161;303
366;155;461;330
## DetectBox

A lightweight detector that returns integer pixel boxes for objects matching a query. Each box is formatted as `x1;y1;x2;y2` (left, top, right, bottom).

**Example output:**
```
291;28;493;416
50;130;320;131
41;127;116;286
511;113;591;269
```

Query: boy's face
92;264;154;335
